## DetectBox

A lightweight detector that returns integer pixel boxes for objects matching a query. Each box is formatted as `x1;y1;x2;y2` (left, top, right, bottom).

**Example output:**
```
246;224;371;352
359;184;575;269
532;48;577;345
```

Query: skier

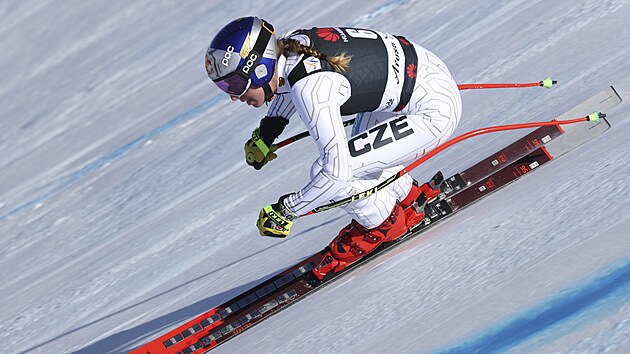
205;17;462;280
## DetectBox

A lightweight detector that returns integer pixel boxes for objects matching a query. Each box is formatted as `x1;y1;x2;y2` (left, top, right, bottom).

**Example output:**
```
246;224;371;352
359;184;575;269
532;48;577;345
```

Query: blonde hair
277;38;352;72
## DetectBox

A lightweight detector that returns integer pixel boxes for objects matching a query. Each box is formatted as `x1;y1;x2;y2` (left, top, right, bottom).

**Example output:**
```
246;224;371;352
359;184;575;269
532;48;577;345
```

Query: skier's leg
314;59;461;279
341;108;458;226
342;51;462;227
313;110;460;280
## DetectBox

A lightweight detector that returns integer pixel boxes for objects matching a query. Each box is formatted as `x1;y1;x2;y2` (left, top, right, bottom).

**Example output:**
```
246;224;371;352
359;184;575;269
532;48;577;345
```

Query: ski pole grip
246;151;256;164
251;127;270;156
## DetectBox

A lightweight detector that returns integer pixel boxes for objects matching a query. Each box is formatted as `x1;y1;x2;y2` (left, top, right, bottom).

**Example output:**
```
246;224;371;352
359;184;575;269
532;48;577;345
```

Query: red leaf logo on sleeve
315;28;340;42
398;37;410;46
406;63;417;79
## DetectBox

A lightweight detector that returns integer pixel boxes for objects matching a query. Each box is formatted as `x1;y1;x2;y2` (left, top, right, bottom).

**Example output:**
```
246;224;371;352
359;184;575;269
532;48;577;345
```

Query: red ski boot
312;202;408;280
400;172;443;228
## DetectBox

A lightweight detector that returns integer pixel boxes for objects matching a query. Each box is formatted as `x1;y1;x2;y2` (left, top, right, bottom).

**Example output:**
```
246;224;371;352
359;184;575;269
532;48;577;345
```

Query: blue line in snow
436;260;630;354
0;95;225;222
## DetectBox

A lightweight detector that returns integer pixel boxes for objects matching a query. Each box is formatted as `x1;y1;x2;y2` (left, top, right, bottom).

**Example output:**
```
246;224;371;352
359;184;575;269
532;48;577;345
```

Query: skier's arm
267;91;297;121
244;117;285;170
244;92;296;169
258;91;297;144
282;72;354;216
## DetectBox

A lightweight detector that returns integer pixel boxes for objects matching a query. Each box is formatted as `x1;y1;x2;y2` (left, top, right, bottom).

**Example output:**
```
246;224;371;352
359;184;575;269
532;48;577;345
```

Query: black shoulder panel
287;55;334;87
285;28;389;115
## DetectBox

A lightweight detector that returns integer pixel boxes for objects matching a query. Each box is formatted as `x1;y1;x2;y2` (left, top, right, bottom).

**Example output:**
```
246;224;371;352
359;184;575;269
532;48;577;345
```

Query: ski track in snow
1;1;629;353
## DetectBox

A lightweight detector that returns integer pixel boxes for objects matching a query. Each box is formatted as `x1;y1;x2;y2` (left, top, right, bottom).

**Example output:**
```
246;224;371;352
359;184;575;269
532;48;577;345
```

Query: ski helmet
205;17;277;99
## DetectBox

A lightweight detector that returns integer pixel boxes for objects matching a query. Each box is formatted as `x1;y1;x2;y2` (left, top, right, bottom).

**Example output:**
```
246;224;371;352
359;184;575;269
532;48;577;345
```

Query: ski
131;87;621;354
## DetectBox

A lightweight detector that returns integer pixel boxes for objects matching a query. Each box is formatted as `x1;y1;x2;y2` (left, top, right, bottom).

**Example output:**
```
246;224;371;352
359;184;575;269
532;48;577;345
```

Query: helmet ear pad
250;56;276;88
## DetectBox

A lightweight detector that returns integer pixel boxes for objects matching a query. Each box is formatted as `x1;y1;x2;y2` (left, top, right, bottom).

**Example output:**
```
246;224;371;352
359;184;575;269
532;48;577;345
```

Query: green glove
257;196;297;238
245;127;278;170
244;116;289;170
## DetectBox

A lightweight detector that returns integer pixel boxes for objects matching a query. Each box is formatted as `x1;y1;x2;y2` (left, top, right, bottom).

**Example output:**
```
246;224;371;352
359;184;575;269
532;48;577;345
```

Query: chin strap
262;83;275;103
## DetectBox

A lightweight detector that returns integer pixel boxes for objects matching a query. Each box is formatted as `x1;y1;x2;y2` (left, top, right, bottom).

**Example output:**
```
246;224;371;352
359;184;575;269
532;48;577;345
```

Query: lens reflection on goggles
214;74;251;96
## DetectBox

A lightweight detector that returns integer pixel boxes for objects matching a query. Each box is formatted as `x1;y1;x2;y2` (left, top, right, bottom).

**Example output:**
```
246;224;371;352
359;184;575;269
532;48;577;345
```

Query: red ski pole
276;119;355;148
400;114;586;176
276;78;557;149
457;77;556;90
301;112;603;216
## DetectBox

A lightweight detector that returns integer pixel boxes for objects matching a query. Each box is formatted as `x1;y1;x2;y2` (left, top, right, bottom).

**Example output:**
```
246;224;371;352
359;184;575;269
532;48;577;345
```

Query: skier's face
230;63;279;108
231;86;266;107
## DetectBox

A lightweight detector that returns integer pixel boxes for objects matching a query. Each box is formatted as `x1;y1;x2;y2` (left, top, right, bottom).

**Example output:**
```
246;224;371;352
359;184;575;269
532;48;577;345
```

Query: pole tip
587;111;605;123
541;77;556;88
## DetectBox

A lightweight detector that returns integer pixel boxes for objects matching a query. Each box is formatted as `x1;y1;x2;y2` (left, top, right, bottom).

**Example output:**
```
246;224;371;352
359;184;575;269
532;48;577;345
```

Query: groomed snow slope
0;1;629;353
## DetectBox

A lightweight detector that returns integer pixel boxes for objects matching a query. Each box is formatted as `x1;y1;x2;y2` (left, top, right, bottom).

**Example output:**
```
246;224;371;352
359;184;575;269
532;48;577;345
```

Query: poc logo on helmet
222;46;235;66
242;53;259;74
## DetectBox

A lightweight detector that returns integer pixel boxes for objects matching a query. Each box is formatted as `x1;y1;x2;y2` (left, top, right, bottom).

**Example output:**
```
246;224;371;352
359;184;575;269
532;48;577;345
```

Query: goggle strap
262;83;275;103
236;20;275;77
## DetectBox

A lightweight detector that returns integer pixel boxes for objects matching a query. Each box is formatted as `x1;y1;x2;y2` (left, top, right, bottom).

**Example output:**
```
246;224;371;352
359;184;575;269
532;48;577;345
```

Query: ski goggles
212;20;274;97
213;70;253;97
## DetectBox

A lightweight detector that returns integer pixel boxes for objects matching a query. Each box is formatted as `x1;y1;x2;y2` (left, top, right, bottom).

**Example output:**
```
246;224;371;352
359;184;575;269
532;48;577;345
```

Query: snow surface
1;0;629;353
